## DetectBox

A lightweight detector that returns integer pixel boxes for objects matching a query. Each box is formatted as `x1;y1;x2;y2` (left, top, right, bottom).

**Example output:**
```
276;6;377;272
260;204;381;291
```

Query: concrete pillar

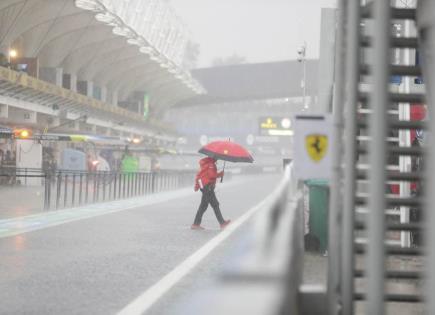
39;67;63;86
111;90;118;106
62;73;77;91
0;104;8;118
100;86;108;102
132;90;147;115
70;74;77;92
77;80;94;97
86;81;94;98
93;86;101;100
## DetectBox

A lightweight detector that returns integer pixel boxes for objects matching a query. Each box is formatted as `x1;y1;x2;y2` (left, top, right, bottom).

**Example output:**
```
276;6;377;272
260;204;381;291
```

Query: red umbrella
198;140;254;163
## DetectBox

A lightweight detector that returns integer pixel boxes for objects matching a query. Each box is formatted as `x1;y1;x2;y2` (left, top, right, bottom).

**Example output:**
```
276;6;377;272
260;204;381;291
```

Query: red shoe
191;224;205;230
220;220;231;229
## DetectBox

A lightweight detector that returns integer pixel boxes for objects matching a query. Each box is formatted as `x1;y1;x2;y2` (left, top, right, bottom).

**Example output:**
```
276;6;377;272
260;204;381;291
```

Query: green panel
306;180;329;252
121;155;139;173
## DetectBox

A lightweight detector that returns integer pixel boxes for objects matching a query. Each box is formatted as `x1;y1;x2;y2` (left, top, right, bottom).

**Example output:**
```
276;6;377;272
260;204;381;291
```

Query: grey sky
169;0;337;68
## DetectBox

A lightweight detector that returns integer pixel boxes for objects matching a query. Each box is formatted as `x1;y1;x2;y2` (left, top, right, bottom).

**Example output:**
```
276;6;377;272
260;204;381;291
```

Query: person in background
191;157;230;230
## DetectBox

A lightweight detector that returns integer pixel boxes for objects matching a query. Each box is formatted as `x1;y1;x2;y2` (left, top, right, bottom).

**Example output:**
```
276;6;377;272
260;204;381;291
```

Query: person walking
191;157;230;230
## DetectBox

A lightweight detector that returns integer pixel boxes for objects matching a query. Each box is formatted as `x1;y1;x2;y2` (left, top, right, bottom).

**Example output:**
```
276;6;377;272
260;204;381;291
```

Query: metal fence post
104;172;108;201
93;172;97;203
113;172;118;200
64;173;68;208
148;173;152;194
79;173;83;205
141;173;145;195
122;173;126;198
328;1;347;314
108;172;112;201
417;1;435;313
72;174;76;207
152;172;156;194
56;172;61;210
366;1;390;314
43;172;50;210
128;173;132;197
85;173;89;204
341;1;360;313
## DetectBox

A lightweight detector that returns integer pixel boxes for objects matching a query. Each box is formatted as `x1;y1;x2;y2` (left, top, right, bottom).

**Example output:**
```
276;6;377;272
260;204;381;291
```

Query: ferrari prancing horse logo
305;134;328;162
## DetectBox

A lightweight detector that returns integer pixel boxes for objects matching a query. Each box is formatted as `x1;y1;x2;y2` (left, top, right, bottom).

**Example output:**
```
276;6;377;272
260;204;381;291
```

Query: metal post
113;172;117;200
417;0;435;313
107;173;113;200
123;173;126;198
102;173;106;201
146;173;150;194
43;173;49;210
56;172;61;210
341;1;360;313
72;174;76;207
152;172;156;193
397;0;412;247
328;1;347;314
302;49;307;108
136;173;140;196
85;173;89;204
79;173;83;205
128;173;132;197
64;174;68;208
93;173;97;203
367;1;390;314
47;173;52;210
126;173;129;197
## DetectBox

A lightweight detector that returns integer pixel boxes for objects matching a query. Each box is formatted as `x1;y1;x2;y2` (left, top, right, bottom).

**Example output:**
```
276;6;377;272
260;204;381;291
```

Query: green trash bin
305;179;329;253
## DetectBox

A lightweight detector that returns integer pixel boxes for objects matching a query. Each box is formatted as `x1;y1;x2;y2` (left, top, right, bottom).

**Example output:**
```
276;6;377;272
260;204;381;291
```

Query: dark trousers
193;184;225;225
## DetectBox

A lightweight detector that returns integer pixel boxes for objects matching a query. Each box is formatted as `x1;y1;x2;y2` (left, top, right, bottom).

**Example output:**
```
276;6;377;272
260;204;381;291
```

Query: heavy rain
0;0;432;314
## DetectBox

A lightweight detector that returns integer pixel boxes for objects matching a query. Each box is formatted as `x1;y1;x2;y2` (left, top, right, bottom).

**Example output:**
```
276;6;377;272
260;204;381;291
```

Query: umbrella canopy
199;140;254;163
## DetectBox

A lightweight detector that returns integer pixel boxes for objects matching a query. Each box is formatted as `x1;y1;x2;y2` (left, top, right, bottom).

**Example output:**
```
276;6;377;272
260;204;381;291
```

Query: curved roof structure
0;0;204;112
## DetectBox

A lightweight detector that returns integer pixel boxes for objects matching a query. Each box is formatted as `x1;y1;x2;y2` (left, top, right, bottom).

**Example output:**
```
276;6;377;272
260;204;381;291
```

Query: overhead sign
0;126;12;138
260;117;278;129
294;114;333;180
259;116;293;136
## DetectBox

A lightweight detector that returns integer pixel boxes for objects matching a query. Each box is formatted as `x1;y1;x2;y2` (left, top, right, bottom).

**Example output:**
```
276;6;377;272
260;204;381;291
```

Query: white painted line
0;188;194;239
0;178;249;239
117;194;272;315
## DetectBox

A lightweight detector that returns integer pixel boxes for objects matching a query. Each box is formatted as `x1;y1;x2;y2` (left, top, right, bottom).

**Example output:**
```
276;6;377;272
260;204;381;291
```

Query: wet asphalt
0;174;281;315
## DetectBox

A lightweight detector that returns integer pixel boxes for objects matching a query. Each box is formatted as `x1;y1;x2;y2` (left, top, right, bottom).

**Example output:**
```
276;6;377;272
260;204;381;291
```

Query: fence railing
0;167;196;210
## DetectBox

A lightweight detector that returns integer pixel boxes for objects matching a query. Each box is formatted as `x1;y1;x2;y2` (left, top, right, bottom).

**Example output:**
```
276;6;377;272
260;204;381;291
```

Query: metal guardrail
0;167;195;210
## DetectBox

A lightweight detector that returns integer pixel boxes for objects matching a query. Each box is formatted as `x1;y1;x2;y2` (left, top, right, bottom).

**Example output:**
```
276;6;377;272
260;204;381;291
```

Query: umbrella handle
220;161;226;183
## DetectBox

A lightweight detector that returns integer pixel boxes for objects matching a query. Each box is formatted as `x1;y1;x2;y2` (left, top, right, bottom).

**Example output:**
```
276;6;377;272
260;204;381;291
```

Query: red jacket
194;157;223;191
